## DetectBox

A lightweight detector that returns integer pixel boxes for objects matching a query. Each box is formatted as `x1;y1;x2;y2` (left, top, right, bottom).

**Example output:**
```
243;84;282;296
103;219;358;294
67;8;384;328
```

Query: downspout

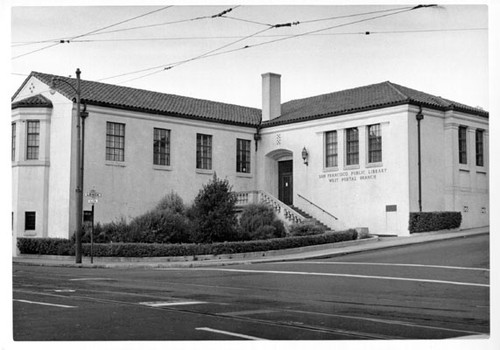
254;125;261;152
416;106;424;212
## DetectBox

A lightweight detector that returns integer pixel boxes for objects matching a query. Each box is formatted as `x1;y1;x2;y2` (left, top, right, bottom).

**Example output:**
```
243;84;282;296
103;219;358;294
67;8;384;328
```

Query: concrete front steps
290;205;333;231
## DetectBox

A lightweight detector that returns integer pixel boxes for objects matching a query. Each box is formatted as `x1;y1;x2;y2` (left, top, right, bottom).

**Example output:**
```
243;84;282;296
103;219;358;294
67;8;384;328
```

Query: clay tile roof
26;71;261;127
263;81;488;127
11;94;53;109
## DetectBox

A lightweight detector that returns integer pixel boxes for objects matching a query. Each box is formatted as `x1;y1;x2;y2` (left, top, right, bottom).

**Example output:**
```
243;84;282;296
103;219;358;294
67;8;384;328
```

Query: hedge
17;229;358;257
409;211;462;233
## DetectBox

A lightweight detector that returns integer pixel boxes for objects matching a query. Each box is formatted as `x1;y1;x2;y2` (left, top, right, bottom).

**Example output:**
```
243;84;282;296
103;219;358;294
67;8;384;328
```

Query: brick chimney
261;72;281;122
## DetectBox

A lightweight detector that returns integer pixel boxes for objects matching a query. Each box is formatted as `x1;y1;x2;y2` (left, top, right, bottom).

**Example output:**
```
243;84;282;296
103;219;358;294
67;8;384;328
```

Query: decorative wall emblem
29;82;35;93
276;134;281;146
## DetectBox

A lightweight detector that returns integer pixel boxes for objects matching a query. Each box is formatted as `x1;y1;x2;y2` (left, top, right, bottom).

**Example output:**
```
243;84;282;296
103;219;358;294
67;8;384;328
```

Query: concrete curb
12;227;488;269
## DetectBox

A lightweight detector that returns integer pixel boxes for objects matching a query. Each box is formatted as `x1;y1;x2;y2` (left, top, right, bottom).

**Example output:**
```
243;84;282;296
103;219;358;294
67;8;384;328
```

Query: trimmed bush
289;222;326;236
17;238;74;256
409;211;462;233
239;204;286;240
17;229;359;257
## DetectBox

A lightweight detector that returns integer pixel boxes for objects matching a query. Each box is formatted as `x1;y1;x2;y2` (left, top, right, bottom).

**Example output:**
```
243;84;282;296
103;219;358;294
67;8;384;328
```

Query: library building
11;71;489;250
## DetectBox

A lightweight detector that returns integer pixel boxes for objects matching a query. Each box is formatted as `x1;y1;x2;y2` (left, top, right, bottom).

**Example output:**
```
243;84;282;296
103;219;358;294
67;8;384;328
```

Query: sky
8;2;492;111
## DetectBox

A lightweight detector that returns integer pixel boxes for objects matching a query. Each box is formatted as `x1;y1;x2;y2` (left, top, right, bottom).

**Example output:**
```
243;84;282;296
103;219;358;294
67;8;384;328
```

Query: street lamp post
50;68;85;264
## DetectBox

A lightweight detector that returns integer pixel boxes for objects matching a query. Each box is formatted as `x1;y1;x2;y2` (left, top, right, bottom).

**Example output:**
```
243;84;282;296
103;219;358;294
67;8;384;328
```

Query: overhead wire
11;5;414;46
63;5;241;39
12;6;173;59
114;25;274;84
101;5;429;83
12;27;486;45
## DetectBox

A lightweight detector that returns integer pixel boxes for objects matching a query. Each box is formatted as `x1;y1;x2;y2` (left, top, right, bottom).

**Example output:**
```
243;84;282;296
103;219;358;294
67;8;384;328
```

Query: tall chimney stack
261;72;281;122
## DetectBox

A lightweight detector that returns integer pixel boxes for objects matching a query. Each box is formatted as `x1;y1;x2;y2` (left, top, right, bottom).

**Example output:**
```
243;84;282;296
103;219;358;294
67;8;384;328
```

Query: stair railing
297;193;338;220
235;190;306;225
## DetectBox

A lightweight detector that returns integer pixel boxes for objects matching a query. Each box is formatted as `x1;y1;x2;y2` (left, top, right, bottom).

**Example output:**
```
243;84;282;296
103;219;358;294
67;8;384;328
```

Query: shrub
17;238;74;255
17;229;359;257
128;209;193;243
189;174;238;243
98;217;132;243
289;222;326;236
155;191;185;214
409;211;462;233
239;204;286;240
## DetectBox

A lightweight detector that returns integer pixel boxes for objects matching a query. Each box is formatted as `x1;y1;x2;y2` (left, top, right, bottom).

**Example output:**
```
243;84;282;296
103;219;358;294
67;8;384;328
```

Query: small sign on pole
85;189;102;264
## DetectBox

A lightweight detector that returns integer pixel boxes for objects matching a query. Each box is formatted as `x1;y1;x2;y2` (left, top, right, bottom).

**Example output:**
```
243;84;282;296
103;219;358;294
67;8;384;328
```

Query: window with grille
368;124;382;163
458;126;467;164
153;128;170;166
25;211;36;230
476;129;484;167
106;122;125;162
236;139;251;173
325;131;338;168
196;134;212;170
26;120;39;160
345;127;359;166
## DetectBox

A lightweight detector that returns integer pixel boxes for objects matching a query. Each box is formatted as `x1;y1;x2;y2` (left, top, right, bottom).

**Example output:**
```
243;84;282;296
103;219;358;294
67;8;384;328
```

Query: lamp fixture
302;147;309;166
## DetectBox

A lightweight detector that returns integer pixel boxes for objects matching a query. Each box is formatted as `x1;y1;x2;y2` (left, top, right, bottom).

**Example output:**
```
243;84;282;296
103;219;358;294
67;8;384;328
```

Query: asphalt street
12;234;489;341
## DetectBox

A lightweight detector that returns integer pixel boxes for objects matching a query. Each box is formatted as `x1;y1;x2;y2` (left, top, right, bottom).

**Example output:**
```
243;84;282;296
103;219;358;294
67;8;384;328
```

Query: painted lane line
69;278;113;281
184;268;489;288
139;301;207;307
14;299;77;309
273;261;490;272
288;309;486;336
218;309;277;317
196;327;267;340
54;289;76;293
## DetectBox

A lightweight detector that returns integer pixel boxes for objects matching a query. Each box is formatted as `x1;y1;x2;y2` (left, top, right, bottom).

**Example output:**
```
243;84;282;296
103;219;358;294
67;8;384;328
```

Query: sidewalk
12;226;489;269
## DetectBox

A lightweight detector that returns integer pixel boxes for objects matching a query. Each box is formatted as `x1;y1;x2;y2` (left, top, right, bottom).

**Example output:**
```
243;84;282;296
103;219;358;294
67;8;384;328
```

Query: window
368;124;382;163
458;126;467;164
106;122;125;162
476;129;484;167
26;120;40;160
12;123;16;161
196;134;212;170
325;131;338;168
153;128;170;166
25;211;36;230
345;127;359;166
236;139;251;173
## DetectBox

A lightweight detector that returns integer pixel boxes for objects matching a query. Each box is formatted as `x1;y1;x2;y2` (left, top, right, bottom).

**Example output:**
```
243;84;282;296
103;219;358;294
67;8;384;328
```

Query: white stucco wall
258;105;412;235
407;107;489;230
80;106;257;226
12;77;75;239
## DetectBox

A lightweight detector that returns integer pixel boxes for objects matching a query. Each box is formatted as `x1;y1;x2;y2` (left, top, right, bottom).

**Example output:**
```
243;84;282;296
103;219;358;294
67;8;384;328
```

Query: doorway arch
265;149;294;205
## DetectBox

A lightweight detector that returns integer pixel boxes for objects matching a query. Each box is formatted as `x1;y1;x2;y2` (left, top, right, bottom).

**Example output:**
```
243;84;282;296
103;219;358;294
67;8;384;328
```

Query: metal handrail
297;193;338;220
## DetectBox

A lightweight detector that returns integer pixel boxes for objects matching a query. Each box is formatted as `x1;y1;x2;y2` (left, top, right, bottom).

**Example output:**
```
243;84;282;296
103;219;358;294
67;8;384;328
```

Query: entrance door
278;160;293;205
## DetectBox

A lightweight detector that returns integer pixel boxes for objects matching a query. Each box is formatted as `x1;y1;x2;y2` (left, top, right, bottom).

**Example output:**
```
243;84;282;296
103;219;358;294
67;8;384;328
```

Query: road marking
218;309;277;317
139;300;207;307
54;289;76;293
13;299;77;309
69;278;113;281
288;309;486;336
196;327;267;340
274;261;490;272
185;268;489;288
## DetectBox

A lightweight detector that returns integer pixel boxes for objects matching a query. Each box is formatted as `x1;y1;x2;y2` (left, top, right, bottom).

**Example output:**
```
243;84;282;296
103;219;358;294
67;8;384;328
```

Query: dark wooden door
278;160;293;205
